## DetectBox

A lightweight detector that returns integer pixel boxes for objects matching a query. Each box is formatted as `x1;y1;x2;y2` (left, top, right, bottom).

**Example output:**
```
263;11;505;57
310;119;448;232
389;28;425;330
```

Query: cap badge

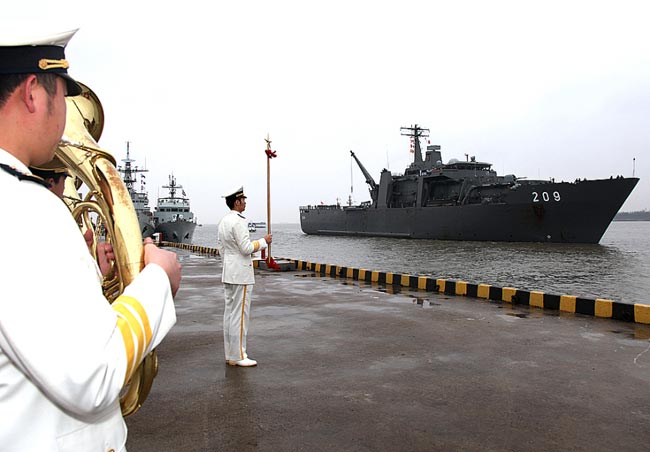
38;58;70;71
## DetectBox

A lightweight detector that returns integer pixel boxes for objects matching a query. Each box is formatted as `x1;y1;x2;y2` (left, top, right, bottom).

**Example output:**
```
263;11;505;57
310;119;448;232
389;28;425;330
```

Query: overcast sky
7;0;650;224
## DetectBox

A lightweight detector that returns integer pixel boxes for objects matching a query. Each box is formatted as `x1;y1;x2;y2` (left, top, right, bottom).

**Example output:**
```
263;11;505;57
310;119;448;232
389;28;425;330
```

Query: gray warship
117;143;155;238
153;174;197;244
299;124;639;243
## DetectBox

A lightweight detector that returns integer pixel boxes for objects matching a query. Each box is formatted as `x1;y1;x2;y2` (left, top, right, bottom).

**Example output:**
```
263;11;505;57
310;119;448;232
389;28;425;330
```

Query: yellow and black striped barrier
288;259;650;325
160;241;219;256
158;242;650;325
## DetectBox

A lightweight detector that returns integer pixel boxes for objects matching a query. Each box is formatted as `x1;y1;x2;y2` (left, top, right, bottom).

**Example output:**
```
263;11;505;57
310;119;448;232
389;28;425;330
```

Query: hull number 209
532;191;561;202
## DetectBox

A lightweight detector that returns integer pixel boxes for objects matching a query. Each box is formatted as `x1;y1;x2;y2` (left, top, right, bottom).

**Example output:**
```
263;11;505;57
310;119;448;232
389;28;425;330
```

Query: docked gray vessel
117;143;154;238
300;125;639;243
154;174;197;244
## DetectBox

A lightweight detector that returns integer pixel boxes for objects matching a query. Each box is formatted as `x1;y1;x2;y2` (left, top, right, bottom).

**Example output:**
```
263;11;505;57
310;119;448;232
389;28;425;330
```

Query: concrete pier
125;251;650;452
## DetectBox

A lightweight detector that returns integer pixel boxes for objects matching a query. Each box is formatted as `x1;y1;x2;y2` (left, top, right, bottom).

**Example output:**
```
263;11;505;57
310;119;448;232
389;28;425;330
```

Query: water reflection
410;296;438;308
222;365;258;448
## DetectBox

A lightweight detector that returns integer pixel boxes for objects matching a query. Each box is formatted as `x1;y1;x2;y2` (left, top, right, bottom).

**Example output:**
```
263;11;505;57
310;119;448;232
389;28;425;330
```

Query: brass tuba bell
56;82;158;417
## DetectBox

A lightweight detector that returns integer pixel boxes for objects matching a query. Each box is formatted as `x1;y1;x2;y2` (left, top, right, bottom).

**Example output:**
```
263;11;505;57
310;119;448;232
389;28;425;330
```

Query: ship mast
118;141;148;194
162;174;180;199
400;124;430;166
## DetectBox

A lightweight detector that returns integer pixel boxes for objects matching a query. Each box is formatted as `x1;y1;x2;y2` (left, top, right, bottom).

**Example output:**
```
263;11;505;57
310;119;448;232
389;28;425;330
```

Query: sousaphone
56;82;157;417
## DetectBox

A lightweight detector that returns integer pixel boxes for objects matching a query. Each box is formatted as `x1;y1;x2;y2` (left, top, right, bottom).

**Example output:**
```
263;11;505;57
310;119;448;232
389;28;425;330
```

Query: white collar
0;148;31;174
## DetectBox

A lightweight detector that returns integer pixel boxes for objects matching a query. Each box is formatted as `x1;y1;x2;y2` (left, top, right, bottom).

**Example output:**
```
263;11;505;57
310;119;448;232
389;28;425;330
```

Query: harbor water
192;221;650;306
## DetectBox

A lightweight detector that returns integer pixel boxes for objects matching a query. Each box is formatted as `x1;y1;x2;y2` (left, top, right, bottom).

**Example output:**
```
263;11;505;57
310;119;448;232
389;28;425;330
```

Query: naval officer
29;155;70;198
29;155;115;278
0;28;181;451
217;186;272;367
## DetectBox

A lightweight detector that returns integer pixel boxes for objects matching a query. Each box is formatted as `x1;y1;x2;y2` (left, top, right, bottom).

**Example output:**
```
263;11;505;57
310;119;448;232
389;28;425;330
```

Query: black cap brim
60;73;81;96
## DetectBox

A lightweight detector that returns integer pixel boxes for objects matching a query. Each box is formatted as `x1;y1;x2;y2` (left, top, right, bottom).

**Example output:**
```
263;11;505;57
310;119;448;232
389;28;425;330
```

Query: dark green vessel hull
300;177;639;243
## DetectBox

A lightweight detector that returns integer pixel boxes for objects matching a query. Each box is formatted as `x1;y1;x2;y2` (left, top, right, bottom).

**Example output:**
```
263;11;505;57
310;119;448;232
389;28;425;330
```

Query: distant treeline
614;210;650;221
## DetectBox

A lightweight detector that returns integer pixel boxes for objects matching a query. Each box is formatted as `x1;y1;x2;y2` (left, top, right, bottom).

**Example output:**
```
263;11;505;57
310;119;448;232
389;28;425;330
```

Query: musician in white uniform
0;29;181;451
217;186;272;367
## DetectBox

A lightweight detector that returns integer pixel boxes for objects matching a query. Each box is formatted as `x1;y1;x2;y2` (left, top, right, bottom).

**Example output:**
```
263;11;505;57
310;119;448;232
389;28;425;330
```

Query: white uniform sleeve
0;175;175;418
117;263;176;376
232;216;267;255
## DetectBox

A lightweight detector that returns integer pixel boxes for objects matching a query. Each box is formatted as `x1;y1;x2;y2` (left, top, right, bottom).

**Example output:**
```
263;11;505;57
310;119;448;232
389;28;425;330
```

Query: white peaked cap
222;186;246;199
0;28;78;46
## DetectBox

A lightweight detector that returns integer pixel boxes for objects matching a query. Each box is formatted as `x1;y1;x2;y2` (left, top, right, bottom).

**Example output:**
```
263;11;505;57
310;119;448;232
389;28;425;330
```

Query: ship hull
155;220;197;244
300;178;639;243
137;212;155;239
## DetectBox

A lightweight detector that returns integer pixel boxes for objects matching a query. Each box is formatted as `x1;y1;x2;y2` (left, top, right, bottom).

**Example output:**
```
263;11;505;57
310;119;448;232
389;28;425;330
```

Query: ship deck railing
300;201;372;212
299;205;343;211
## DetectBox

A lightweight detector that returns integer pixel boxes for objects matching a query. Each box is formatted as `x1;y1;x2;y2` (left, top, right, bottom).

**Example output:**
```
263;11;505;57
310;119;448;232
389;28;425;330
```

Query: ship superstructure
117;142;154;238
154;174;196;244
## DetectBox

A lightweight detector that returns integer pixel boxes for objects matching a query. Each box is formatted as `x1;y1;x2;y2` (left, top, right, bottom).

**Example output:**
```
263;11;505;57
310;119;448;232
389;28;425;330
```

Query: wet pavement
125;251;650;452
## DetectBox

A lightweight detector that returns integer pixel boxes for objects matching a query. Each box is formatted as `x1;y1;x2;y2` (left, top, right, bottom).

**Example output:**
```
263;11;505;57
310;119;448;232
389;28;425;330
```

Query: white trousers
223;283;253;361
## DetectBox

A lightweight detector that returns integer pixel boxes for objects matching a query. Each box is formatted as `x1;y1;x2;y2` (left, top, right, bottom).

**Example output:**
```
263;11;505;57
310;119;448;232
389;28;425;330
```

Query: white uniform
217;210;267;361
0;149;176;452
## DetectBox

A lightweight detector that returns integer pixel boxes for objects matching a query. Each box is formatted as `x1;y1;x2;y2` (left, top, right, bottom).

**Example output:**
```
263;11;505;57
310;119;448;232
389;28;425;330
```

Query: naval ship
117;143;155;238
299;125;639;243
153;174;197;244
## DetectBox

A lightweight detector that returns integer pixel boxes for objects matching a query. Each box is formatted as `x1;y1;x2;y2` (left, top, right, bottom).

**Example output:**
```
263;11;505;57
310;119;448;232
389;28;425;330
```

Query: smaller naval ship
247;221;267;232
117;143;155;238
154;174;197;244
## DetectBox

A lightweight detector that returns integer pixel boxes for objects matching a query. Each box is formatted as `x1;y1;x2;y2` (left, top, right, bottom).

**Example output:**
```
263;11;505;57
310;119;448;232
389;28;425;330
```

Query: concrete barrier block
530;291;544;308
436;279;446;293
595;299;613;318
560;295;577;313
502;287;517;303
634;304;650;324
477;284;490;299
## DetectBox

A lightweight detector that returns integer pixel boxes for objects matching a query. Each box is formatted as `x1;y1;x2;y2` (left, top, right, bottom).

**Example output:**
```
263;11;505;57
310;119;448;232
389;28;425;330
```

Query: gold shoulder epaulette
0;163;50;188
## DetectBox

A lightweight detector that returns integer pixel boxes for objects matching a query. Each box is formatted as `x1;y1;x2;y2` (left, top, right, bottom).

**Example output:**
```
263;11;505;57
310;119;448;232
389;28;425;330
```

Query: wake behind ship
154;174;197;244
299;125;639;244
